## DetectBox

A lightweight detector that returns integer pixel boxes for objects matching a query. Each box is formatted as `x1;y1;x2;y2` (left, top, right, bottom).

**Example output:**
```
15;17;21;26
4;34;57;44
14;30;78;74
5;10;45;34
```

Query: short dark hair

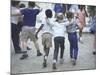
67;12;74;19
11;1;20;7
19;4;25;8
28;2;35;8
45;9;52;18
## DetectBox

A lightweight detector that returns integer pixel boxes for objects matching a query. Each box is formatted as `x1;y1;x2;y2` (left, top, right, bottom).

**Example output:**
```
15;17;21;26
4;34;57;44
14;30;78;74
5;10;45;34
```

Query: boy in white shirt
36;9;53;68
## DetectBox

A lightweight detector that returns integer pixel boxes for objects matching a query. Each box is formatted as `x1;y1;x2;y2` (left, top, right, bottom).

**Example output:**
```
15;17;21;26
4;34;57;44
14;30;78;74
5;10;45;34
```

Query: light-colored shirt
41;18;53;34
11;6;20;24
47;19;67;37
66;18;78;33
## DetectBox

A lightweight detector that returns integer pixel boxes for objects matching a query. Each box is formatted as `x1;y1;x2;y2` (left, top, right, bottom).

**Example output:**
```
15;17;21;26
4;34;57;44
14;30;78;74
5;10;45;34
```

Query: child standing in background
77;5;88;43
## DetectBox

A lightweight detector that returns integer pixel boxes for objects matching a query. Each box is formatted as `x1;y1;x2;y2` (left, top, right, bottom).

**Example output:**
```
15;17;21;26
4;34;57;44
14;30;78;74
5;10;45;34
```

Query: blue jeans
68;32;78;60
11;23;21;53
53;37;65;61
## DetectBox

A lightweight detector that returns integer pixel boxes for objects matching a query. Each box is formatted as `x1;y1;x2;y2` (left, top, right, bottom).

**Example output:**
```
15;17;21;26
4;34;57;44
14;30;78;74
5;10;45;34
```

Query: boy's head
67;12;74;20
45;9;52;18
11;0;20;7
28;2;35;8
56;13;64;21
19;3;25;8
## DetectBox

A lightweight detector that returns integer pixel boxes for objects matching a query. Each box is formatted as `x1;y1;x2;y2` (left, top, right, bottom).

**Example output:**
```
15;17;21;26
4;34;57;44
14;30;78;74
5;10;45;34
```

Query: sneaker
43;60;47;68
79;37;83;44
52;63;57;70
37;52;42;56
59;59;64;64
20;54;28;60
72;59;76;66
70;58;73;62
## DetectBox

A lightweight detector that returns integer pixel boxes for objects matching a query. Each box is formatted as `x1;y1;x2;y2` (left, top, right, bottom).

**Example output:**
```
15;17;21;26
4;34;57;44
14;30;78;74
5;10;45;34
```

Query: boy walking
20;2;42;60
36;9;53;68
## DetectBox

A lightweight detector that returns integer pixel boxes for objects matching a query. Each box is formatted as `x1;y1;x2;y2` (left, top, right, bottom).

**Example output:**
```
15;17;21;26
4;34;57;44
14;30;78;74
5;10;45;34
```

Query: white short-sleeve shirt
41;18;54;34
48;19;68;37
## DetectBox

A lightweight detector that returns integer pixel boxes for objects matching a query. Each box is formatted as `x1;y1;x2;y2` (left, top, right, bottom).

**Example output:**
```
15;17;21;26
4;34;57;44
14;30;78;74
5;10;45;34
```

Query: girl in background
77;5;88;43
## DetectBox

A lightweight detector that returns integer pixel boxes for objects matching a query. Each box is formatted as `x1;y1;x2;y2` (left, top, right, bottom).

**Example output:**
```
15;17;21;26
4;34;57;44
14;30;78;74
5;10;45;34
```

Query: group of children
11;1;95;70
54;4;89;43
36;11;80;69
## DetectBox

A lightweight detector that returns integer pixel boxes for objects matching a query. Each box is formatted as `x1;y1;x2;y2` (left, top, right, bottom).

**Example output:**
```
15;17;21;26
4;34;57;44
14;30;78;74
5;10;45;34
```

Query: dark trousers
53;37;65;61
17;21;23;32
11;23;21;53
68;32;78;60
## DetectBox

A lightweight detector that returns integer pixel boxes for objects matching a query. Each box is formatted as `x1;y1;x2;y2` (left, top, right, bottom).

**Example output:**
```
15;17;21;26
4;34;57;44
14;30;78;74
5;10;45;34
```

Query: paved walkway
11;33;96;74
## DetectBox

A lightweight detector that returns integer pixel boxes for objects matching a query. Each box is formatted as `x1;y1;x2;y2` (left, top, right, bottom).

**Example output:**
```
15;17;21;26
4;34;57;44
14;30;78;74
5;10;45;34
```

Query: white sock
44;56;47;60
53;60;57;63
80;37;82;40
